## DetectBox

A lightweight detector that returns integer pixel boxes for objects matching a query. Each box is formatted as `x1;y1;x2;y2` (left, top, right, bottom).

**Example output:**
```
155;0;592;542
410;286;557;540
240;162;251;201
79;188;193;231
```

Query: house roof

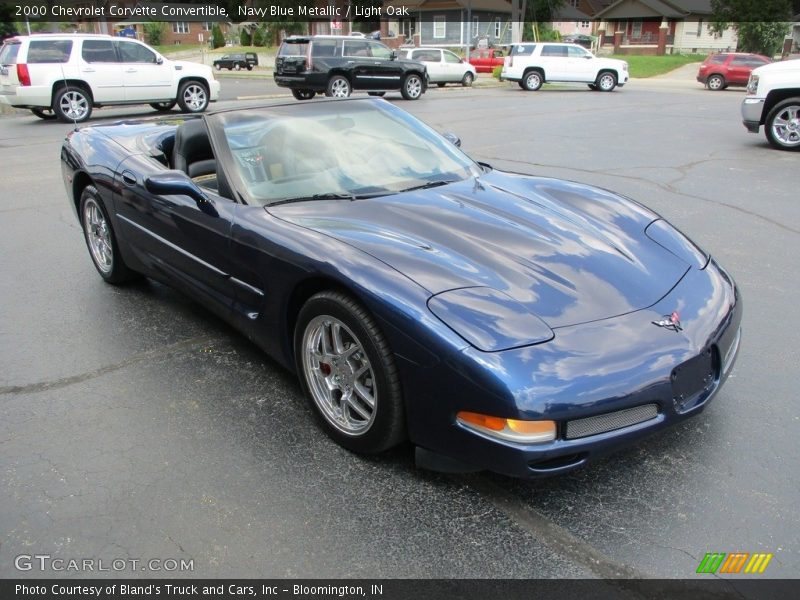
595;0;714;20
553;4;593;20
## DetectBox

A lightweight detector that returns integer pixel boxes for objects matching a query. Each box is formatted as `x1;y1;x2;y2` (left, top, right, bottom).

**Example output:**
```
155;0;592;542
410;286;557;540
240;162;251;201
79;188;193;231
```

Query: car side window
709;54;727;64
567;46;589;58
81;40;118;63
511;44;536;56
118;41;157;64
311;40;339;57
443;50;461;63
416;49;440;62
368;42;392;59
343;40;369;57
27;40;72;63
541;45;567;57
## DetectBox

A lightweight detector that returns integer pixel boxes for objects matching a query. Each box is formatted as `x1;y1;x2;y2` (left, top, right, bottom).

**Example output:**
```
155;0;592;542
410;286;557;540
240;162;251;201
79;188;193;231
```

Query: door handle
121;171;137;186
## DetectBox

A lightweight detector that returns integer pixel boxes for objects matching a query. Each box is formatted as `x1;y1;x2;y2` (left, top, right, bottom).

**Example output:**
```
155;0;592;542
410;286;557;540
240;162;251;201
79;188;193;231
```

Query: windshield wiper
400;179;458;193
271;192;356;206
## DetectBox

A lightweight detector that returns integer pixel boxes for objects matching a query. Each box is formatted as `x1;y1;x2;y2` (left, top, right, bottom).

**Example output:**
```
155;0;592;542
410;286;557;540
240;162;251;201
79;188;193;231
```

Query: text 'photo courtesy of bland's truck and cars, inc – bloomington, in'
1;0;799;598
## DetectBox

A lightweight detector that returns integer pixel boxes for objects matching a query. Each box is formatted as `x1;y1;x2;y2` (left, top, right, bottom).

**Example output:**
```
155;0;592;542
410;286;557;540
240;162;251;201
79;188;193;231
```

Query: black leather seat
171;119;234;200
172;119;216;178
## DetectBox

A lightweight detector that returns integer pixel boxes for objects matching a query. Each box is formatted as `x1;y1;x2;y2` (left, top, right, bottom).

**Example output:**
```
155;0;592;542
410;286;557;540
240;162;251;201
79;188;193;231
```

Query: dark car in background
274;35;427;101
562;34;593;49
213;52;258;71
697;52;771;90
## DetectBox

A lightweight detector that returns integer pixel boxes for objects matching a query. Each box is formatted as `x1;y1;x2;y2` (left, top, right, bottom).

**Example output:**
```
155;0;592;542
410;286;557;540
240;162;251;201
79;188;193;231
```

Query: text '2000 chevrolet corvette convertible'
61;99;741;478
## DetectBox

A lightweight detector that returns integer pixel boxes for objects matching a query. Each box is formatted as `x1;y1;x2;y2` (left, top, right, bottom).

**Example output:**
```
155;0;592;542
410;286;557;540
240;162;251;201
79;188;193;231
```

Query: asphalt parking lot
1;79;798;584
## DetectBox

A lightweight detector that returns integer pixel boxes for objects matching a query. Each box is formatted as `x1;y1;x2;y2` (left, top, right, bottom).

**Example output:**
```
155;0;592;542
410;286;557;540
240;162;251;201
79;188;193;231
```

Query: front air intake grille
565;404;659;440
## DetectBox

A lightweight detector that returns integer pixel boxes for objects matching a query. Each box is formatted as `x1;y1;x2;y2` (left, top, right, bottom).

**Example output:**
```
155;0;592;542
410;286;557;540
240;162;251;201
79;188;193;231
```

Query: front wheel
149;101;177;112
596;71;617;92
177;81;209;113
462;72;474;87
326;75;352;98
765;99;800;151
53;86;92;123
79;186;138;284
401;73;424;100
522;70;543;91
291;89;316;101
295;291;405;453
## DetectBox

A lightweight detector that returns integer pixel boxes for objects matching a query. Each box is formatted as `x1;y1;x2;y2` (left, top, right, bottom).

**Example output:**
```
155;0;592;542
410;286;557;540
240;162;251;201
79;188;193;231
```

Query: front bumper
403;259;742;478
741;97;765;132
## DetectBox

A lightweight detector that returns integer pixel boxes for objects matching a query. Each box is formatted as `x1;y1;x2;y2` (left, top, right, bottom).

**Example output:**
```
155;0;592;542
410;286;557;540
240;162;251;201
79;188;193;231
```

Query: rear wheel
291;89;316;101
765;99;800;151
177;81;209;113
53;85;92;123
326;75;352;98
522;70;543;91
295;291;405;453
706;74;725;91
31;107;56;120
149;101;176;112
462;72;474;87
596;71;617;92
401;73;424;100
79;186;138;284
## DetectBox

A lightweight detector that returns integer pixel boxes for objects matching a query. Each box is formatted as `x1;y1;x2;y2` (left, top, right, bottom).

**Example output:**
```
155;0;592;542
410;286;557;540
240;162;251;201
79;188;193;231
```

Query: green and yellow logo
696;552;773;574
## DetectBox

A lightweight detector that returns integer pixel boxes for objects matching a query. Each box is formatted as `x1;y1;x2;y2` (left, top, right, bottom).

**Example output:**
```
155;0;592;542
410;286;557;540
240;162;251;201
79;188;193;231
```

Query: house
384;0;513;48
593;0;737;55
551;0;597;38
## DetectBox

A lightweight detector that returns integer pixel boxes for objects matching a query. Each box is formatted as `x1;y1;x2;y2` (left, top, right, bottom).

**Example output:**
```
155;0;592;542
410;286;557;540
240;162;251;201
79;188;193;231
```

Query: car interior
163;119;233;200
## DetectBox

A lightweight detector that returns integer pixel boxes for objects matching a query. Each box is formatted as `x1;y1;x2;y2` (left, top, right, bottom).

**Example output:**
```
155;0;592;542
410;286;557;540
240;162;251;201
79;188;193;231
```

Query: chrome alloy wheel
405;75;422;98
771;104;800;148
302;315;377;435
182;84;207;111
59;90;89;121
83;198;113;274
329;78;350;98
598;73;616;91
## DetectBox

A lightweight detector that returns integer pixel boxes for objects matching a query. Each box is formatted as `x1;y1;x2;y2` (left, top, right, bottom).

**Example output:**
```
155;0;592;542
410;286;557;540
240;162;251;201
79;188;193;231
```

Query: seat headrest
173;119;213;175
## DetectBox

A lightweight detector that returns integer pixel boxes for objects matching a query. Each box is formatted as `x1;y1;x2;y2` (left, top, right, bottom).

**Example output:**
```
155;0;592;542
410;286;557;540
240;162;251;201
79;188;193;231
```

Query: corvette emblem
653;311;682;332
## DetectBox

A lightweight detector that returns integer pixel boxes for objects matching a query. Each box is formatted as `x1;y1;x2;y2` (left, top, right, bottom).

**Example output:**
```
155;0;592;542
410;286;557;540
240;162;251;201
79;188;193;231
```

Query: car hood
268;171;688;329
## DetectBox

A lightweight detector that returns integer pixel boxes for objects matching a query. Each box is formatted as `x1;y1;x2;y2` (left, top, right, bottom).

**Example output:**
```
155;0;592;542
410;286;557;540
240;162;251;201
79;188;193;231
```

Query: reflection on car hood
269;171;689;329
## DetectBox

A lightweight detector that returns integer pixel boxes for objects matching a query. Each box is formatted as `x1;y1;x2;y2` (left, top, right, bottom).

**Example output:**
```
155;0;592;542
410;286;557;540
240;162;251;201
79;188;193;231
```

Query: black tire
462;72;474;87
227;67;232;71
588;83;598;91
295;291;405;454
31;107;56;120
764;98;800;151
177;80;209;113
401;73;424;100
517;80;526;89
79;186;138;284
596;70;617;92
149;101;177;112
291;89;316;101
367;92;386;97
706;74;725;91
326;75;352;98
522;70;543;91
247;65;253;71
52;85;92;123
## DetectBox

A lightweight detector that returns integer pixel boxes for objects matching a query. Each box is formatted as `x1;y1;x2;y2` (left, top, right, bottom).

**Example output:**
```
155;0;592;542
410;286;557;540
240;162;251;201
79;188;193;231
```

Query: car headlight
427;287;554;352
645;219;709;270
746;73;759;95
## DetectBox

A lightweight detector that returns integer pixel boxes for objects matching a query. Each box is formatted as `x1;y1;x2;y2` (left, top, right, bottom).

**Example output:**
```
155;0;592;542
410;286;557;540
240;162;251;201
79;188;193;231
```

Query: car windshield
208;100;480;206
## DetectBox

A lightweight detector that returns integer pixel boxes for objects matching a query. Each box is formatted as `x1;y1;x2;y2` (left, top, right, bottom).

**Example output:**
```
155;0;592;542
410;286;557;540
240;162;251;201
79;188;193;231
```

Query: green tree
711;0;793;55
211;23;225;49
143;22;167;46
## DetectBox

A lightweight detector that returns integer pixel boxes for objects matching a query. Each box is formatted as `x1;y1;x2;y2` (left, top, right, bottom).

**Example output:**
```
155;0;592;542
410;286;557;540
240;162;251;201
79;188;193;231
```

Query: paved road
1;81;797;583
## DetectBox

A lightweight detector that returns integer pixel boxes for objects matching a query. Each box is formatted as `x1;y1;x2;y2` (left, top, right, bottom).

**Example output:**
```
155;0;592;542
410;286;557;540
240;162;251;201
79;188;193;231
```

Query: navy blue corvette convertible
61;99;741;478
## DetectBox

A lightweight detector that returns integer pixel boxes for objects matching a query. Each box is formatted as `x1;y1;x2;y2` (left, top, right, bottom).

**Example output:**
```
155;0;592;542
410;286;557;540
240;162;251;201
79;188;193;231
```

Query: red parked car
697;52;772;90
468;48;505;73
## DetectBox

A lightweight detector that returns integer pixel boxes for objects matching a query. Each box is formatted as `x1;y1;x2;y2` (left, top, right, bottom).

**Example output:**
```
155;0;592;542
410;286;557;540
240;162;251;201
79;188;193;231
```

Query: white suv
501;42;629;92
0;34;220;122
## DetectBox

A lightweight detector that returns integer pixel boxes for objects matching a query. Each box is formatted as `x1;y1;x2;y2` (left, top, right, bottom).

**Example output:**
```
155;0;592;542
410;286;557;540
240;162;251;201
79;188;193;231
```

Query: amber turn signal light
456;411;556;443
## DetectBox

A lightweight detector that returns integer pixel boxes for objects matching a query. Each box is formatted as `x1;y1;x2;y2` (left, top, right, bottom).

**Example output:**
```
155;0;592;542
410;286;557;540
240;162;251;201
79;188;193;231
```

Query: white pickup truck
741;59;800;150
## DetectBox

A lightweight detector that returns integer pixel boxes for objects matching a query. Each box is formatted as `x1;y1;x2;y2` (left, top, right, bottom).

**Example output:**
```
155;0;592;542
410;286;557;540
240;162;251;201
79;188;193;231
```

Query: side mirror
584;54;593;59
390;50;398;60
442;132;461;148
156;56;164;65
145;171;218;217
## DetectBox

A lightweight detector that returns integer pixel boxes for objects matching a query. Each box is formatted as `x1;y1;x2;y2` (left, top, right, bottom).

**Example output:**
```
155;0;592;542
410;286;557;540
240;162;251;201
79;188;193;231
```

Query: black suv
213;52;258;71
274;36;427;101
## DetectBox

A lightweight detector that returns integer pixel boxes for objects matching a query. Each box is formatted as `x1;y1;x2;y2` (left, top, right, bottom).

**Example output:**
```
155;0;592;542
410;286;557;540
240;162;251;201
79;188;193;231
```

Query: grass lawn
613;54;706;78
